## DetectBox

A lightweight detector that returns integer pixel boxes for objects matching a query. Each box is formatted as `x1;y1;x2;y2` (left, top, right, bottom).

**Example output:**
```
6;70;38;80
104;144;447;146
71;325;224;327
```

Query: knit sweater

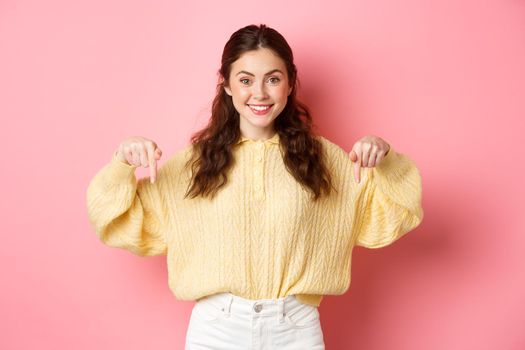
86;132;424;307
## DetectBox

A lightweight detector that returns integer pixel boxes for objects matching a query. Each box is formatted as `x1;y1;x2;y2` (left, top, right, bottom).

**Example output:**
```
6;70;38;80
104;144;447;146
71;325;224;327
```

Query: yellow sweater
86;132;423;307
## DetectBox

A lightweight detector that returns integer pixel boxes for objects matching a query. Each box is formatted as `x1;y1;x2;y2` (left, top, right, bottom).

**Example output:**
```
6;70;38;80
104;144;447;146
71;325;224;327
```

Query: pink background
1;0;524;349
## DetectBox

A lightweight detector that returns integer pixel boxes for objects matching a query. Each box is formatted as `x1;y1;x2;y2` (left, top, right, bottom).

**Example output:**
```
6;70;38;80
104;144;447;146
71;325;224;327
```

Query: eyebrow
235;69;284;77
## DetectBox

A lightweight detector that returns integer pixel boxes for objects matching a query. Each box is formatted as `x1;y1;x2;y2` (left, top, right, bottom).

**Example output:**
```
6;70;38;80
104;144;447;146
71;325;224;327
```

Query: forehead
230;48;287;75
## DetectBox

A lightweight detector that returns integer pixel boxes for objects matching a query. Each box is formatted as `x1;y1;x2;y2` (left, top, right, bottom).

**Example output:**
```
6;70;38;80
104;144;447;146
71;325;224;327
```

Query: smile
248;104;273;116
248;104;273;111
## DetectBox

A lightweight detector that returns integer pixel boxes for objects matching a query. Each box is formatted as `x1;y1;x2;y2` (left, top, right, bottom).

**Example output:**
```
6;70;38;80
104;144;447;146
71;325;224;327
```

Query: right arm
85;139;169;257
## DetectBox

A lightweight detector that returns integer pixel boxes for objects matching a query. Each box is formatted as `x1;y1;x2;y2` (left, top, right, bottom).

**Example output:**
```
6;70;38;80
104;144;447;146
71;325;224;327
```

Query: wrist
113;150;131;166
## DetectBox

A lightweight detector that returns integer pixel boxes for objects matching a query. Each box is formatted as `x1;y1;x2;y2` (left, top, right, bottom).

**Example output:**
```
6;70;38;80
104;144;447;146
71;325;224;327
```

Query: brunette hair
184;24;334;201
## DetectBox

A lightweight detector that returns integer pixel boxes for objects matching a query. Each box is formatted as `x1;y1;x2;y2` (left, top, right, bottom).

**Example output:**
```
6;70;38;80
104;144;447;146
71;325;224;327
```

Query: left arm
350;135;424;248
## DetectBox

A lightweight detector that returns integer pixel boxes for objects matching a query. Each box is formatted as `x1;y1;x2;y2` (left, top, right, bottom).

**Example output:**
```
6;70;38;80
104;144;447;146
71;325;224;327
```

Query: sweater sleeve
353;147;424;249
85;151;170;257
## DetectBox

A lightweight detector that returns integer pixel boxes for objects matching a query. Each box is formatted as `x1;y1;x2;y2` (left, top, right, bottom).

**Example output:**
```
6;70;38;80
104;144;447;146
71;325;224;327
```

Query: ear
224;85;232;96
288;85;292;96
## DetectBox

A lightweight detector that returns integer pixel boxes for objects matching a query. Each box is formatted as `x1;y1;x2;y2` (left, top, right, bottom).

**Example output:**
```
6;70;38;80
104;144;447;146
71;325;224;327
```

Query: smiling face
224;47;292;139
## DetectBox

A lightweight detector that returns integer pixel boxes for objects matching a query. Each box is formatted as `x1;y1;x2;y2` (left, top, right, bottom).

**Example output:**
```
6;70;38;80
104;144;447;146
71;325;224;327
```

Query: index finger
146;144;157;183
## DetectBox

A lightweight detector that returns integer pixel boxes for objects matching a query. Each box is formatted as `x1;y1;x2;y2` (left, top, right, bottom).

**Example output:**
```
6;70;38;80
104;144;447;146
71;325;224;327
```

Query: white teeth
249;105;271;111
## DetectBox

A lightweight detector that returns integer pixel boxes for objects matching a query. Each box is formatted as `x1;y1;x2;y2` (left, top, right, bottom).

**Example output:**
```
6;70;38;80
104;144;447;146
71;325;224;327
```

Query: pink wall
1;0;524;349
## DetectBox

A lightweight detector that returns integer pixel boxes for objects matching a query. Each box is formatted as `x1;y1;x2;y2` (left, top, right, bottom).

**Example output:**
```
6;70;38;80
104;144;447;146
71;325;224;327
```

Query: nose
252;81;269;100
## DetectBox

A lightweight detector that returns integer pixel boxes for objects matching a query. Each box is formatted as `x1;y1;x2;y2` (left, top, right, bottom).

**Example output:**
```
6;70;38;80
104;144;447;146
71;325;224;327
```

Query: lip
247;104;273;116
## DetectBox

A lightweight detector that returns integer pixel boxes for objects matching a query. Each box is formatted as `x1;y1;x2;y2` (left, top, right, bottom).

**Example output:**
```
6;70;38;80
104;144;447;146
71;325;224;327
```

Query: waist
197;292;313;318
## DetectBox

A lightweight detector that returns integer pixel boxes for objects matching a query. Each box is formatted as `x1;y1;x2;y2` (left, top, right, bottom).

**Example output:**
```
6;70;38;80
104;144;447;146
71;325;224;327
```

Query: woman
86;24;424;349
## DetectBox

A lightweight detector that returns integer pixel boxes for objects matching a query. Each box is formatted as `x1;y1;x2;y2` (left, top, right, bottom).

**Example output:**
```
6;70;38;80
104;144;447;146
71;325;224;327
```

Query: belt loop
278;298;285;323
223;294;233;317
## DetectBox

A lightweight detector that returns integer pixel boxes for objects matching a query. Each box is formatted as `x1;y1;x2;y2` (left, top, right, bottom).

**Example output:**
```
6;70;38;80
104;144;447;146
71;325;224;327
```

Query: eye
240;78;250;85
268;77;280;84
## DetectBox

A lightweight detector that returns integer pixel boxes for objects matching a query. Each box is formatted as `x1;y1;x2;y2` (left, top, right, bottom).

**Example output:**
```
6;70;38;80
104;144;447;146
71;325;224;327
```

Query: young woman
86;24;424;349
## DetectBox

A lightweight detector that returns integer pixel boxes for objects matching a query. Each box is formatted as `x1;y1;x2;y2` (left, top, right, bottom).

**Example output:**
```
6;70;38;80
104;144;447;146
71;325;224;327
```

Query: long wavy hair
183;24;335;201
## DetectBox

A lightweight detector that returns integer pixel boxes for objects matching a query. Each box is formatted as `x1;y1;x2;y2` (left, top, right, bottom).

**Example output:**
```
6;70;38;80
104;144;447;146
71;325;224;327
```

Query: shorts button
254;304;263;313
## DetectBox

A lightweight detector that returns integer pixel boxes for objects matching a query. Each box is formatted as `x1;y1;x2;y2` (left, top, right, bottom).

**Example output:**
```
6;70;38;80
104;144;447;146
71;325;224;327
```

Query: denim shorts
185;292;325;349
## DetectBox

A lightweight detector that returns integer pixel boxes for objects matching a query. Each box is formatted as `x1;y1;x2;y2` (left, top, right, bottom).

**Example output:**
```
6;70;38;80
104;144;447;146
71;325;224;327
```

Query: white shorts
185;292;325;349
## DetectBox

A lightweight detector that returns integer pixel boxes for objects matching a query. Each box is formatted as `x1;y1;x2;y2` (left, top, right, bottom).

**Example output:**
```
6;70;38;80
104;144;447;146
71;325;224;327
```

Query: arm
353;147;424;248
85;152;169;256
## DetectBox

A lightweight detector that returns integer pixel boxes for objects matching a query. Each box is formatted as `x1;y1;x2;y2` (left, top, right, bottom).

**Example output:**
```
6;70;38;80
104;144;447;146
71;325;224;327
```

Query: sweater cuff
372;146;423;218
375;146;397;172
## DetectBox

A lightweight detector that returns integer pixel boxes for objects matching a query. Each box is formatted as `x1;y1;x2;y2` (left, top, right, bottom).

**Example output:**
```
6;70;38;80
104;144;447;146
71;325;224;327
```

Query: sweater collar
236;132;280;145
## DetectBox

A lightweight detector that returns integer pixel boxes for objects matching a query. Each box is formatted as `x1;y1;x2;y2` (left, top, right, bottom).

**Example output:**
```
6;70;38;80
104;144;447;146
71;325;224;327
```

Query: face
223;48;292;137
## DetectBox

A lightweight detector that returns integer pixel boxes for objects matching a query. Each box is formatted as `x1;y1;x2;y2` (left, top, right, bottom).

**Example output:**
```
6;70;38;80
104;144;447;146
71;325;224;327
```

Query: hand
348;135;390;183
114;136;163;183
